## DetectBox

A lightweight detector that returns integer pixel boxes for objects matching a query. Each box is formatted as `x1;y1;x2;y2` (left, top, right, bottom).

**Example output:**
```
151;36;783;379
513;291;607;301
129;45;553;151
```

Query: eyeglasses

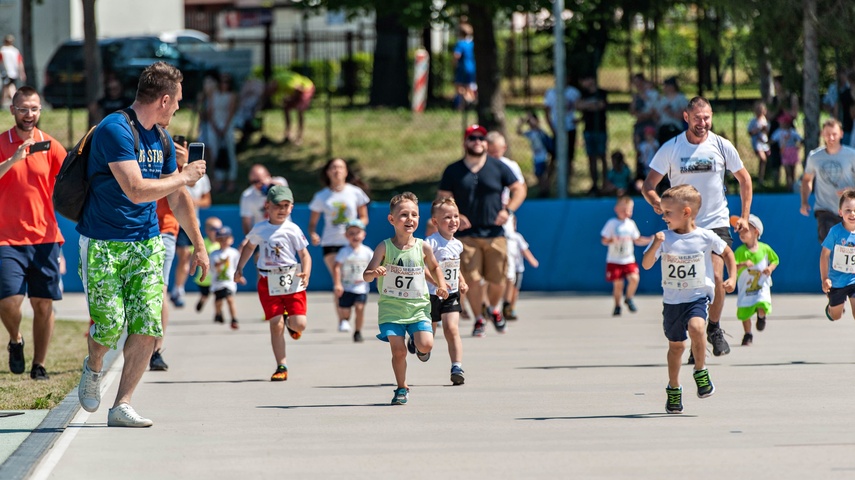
467;135;486;142
13;106;41;115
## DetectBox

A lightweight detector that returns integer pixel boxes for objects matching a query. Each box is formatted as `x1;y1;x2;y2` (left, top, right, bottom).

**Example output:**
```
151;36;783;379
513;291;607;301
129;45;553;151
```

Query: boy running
732;214;779;345
601;196;651;316
210;226;243;330
332;219;373;342
821;189;855;321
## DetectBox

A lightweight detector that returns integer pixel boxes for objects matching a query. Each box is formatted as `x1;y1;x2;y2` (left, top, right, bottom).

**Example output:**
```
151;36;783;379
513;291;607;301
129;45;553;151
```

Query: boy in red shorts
235;186;312;381
601;196;651;316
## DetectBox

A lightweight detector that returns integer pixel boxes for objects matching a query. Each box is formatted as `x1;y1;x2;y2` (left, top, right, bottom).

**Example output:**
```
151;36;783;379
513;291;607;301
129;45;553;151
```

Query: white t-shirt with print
425;232;464;295
245;220;309;274
644;228;726;305
334;243;374;294
308;184;370;247
499;156;525;206
601;217;641;265
649;131;745;229
543;86;581;132
210;246;241;293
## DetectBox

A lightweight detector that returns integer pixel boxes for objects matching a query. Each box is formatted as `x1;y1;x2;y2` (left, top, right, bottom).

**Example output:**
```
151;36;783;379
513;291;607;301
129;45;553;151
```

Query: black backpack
53;108;173;222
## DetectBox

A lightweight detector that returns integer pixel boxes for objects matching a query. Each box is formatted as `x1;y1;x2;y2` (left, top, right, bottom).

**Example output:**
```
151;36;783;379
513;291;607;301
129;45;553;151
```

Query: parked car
43;36;209;109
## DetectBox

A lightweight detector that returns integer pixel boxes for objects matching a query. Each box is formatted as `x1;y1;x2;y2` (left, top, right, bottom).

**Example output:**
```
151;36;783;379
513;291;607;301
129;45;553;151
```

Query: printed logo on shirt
680;156;715;174
819;160;846;188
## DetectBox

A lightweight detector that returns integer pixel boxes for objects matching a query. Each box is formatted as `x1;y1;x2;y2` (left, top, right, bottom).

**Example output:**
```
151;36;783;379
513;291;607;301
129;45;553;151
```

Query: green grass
0;317;89;410
32;100;781;204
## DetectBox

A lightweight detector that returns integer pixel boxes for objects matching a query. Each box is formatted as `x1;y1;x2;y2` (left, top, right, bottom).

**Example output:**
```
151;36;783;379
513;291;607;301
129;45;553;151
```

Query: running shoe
481;303;490;320
8;339;24;374
195;300;204;312
625;298;638;313
707;326;730;356
170;292;185;308
78;356;102;412
502;303;513;321
285;316;301;340
472;319;487;337
391;387;409;405
270;365;288;381
107;403;153;427
506;310;518;321
665;385;683;414
214;314;224;324
338;319;351;332
231;319;239;330
612;305;621;316
416;349;430;362
149;350;168;371
30;364;49;381
407;335;416;354
741;333;753;346
491;310;507;333
756;315;766;331
353;331;363;343
450;365;465;385
693;368;715;398
687;350;695;365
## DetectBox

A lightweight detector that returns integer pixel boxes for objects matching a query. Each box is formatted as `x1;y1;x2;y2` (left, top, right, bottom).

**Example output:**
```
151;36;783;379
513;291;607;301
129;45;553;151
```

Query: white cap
748;214;764;238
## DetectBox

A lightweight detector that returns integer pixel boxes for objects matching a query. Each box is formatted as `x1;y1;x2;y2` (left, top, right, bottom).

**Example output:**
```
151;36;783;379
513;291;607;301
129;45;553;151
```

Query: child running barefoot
731;214;779;345
642;185;736;414
363;192;449;405
332;220;373;342
235;186;312;381
210;226;244;330
821;189;855;321
425;197;469;385
601;196;651;316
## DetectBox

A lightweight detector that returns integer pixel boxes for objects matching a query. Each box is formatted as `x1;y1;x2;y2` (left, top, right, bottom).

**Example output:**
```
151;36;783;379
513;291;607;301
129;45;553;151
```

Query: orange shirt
156;198;179;236
0;127;67;246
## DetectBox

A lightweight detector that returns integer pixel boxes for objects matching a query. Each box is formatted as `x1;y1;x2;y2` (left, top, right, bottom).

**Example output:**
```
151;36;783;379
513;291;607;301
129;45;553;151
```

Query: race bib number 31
832;245;855;273
440;259;460;293
267;265;306;296
382;264;426;298
661;252;705;290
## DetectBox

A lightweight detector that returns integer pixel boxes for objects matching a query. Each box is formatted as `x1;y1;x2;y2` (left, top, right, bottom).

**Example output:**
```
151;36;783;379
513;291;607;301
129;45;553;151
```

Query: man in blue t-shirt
76;62;209;428
438;124;526;337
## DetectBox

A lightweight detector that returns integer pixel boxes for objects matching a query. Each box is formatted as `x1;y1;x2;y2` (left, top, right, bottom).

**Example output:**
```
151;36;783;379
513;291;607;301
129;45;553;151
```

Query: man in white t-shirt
239;164;287;235
1;35;25;106
642;96;753;358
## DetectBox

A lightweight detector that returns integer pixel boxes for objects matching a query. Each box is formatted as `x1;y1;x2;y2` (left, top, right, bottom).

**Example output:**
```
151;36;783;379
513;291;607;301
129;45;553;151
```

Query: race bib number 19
832;245;855;273
267;265;306;296
382;264;426;298
661;252;705;290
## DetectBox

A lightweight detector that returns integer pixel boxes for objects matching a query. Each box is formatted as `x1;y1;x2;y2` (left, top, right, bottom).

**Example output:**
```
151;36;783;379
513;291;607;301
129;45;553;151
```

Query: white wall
69;0;183;39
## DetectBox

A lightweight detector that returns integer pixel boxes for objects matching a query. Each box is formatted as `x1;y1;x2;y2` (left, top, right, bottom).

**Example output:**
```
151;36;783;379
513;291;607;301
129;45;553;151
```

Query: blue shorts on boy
645;228;726;341
376;238;431;342
822;223;855;306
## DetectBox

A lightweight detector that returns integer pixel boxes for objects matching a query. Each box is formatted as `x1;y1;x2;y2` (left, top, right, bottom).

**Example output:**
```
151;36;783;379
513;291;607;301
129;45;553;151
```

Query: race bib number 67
381;264;426;298
661;252;705;290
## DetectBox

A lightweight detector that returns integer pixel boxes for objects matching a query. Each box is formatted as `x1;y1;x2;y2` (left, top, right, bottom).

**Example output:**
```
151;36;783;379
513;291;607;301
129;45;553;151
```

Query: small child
210;226;243;330
517;110;553;197
332;219;374;343
601;196;651;316
770;114;802;191
732;214;779;346
503;216;538;321
820;189;855;321
602;151;634;196
194;217;222;312
425;197;469;385
641;185;736;414
235;186;312;382
363;192;448;405
747;101;770;180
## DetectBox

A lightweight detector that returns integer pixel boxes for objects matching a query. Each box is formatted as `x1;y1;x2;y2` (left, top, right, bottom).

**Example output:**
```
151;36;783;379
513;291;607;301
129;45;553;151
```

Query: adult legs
0;295;24;345
29;297;55;367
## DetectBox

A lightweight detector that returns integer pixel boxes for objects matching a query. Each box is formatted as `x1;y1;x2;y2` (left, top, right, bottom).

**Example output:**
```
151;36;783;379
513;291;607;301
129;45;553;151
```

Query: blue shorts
338;291;367;308
161;233;176;286
584;131;608;157
376;320;432;342
662;297;710;342
176;227;192;248
827;284;855;307
0;243;63;300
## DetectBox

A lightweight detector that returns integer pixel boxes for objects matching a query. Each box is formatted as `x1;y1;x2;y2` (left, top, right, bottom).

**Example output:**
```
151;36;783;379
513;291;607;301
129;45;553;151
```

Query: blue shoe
391;387;408;405
450;365;465;385
624;298;638;313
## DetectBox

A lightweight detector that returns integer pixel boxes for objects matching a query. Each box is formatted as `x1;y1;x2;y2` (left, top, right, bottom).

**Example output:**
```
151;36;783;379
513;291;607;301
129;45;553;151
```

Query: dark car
43;36;209;108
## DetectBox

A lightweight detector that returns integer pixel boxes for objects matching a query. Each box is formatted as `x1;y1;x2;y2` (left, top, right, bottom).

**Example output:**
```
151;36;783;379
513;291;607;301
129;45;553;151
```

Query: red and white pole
412;48;429;113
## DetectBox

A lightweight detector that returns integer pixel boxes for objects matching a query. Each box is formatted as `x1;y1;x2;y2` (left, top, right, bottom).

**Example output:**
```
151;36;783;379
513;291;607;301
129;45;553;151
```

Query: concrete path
5;292;855;479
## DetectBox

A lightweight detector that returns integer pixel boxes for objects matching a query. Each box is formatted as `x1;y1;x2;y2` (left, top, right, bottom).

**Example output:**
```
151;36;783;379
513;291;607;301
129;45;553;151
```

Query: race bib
342;259;368;287
608;239;633;258
661;253;705;290
832;245;855;273
267;265;306;296
381;264;426;298
440;259;460;293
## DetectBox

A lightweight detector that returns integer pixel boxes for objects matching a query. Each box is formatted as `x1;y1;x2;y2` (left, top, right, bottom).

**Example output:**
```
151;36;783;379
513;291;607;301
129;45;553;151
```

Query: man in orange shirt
0;86;67;380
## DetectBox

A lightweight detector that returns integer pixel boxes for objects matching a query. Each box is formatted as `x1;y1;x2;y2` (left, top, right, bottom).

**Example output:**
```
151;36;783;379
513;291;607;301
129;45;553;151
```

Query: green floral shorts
79;235;165;349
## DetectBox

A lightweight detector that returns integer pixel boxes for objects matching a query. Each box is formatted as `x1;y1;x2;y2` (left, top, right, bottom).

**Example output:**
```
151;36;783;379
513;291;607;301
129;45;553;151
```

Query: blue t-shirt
822;223;855;288
453;39;475;79
77;112;177;241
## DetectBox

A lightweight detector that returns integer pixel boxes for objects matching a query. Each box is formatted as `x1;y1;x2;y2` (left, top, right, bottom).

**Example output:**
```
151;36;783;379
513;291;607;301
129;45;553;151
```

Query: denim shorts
376;320;432;342
0;243;63;300
662;297;710;342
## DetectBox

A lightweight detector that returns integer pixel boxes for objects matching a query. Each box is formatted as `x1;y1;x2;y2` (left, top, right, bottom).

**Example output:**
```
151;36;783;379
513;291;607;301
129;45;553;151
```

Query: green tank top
377;238;431;324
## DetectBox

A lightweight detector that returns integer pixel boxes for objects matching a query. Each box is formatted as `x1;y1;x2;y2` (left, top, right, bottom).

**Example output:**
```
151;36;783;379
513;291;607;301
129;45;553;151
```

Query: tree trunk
468;3;505;136
20;0;37;90
802;0;820;154
368;13;409;108
758;45;773;104
82;0;102;126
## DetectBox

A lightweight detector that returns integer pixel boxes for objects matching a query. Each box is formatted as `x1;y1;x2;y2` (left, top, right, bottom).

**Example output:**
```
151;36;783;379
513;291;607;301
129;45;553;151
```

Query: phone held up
28;140;51;154
188;143;205;162
172;135;186;146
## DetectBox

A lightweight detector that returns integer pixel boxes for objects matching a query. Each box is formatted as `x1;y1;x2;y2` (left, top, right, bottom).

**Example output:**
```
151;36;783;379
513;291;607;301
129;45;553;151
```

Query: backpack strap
119;107;174;162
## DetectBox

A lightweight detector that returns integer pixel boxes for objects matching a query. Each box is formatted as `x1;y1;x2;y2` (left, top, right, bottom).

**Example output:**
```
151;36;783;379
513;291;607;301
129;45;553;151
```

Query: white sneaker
78;356;102;413
338;320;351;332
107;403;153;427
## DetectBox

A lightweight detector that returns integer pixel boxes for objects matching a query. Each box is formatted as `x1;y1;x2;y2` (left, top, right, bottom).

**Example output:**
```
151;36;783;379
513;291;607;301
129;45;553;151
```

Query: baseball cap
266;185;294;204
345;219;366;231
730;214;764;237
464;124;487;137
215;226;233;238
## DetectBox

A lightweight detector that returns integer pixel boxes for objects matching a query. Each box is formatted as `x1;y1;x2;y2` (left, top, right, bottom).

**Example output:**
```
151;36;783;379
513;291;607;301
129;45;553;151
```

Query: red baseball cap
464;124;487;137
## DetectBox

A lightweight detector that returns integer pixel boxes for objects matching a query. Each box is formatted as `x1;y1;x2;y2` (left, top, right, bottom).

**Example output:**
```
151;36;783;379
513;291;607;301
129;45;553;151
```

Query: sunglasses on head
467;135;486;142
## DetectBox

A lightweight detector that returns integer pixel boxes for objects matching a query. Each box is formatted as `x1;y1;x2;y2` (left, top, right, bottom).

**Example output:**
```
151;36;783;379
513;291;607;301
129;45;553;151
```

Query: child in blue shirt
820;189;855;321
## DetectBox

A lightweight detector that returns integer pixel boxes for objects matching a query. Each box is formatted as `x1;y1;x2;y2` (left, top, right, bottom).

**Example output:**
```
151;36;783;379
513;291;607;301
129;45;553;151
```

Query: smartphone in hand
29;140;51;153
188;143;205;162
173;135;186;146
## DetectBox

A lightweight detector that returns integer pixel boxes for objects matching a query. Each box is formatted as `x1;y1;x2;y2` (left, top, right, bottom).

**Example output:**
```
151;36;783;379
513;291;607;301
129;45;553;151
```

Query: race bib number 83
267;265;306;296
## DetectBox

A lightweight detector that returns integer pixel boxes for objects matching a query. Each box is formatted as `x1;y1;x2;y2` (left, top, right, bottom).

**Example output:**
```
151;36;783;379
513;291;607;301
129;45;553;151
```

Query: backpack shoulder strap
118;108;141;159
155;125;174;160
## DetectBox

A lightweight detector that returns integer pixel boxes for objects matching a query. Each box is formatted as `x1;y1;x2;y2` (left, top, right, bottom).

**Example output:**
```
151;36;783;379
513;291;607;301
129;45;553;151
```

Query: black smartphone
188;142;205;162
29;140;51;153
173;135;186;145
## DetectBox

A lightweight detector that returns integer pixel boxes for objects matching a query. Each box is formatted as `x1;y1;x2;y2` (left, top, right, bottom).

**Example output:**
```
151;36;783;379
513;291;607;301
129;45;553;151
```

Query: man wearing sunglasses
0;86;67;380
438;124;526;338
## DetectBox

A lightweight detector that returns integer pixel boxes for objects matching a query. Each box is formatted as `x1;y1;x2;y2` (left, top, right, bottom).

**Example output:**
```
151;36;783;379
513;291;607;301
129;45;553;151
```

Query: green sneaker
391;387;409;405
665;385;683;414
693;368;715;398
